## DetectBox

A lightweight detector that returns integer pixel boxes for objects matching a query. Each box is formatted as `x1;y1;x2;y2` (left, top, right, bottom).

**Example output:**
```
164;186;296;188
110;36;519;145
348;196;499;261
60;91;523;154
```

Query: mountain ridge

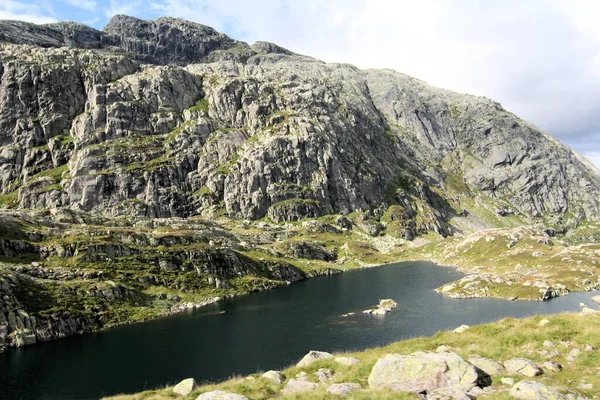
0;15;599;354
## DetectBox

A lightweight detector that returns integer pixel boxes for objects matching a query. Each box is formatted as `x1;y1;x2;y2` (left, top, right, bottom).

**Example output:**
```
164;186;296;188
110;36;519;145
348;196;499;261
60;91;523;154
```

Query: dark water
1;261;596;400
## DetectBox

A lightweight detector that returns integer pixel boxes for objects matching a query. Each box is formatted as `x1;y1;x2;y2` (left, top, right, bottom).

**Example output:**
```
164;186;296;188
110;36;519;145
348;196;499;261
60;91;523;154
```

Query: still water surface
0;261;595;399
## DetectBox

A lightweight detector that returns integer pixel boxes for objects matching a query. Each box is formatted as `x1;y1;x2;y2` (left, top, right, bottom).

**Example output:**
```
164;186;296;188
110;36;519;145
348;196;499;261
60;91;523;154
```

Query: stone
314;368;334;383
368;352;480;393
591;295;600;304
335;356;360;366
504;358;543;377
326;383;362;396
542;361;562;372
467;356;505;376
501;378;515;386
453;325;470;333
173;378;198;396
281;378;318;394
543;340;556;348
261;370;286;384
427;387;474;400
195;391;248;400
296;350;333;368
509;381;567;400
436;345;452;353
581;307;596;315
584;344;595;352
539;319;551;327
567;348;581;361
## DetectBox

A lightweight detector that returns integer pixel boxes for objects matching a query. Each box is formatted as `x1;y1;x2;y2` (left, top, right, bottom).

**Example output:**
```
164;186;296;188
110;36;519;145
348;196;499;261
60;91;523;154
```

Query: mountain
0;15;599;351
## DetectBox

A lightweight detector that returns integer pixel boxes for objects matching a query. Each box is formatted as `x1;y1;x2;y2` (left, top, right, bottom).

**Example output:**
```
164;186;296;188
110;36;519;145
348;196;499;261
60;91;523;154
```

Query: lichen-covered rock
504;358;543;377
326;383;362;397
427;387;474;400
173;378;198;396
467;356;505;376
261;370;286;384
296;350;333;368
509;381;567;400
195;391;248;400
281;378;318;394
368;352;480;393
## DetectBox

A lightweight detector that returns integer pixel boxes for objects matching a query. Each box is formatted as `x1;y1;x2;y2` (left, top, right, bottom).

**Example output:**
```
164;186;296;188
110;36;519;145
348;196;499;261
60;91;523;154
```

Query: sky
1;0;599;168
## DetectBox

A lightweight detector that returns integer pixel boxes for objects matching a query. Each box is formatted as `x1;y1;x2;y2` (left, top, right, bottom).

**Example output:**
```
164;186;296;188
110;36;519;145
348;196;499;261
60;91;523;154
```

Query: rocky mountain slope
0;15;599;351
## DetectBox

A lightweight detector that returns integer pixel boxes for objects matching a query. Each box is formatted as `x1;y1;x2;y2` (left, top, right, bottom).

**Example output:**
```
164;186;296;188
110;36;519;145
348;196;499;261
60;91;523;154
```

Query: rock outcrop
368;352;481;394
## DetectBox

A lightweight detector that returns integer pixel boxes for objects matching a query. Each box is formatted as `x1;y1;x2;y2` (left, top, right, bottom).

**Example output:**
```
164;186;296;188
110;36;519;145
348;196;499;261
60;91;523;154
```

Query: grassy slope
105;312;600;399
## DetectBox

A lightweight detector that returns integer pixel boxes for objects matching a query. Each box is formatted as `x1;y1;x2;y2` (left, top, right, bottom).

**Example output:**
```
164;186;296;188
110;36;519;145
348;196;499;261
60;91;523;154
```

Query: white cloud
0;0;56;24
60;0;98;12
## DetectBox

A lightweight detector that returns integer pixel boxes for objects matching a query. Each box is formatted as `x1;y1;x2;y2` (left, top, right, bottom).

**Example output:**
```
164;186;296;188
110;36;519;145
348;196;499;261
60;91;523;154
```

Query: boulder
195;391;248;400
281;378;318;394
542;361;562;372
326;382;362;397
335;356;360;366
427;386;474;400
296;350;333;368
453;325;470;333
467;356;505;376
314;368;334;383
368;352;480;393
509;381;567;400
261;370;286;384
173;378;198;396
504;358;543;377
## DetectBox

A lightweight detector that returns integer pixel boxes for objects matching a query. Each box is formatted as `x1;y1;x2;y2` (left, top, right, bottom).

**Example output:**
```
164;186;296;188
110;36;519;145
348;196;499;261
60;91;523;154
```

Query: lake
0;261;595;399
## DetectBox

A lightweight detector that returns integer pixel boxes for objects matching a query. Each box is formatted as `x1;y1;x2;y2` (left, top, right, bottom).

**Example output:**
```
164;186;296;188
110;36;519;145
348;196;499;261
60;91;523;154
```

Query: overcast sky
2;0;599;167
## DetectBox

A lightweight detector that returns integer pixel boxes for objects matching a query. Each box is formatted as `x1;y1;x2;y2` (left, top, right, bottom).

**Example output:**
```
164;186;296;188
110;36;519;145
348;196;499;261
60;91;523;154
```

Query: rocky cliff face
1;15;598;236
0;15;599;350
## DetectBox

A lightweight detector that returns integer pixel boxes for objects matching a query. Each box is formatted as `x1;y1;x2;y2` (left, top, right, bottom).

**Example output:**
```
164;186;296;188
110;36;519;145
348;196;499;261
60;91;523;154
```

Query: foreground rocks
510;381;567;400
296;350;333;368
173;378;198;396
368;352;480;394
196;391;248;400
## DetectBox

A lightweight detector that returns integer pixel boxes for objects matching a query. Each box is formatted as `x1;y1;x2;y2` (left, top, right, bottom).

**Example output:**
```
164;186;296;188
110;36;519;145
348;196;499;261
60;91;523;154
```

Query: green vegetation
29;164;69;184
0;190;18;208
105;312;600;400
188;98;209;114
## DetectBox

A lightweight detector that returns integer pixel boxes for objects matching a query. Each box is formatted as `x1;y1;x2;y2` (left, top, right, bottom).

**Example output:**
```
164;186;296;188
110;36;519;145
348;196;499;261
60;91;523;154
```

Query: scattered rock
566;348;581;362
335;356;360;366
453;325;470;333
281;378;319;394
510;381;567;400
296;350;333;368
542;361;562;372
591;295;600;304
173;378;198;396
578;383;593;390
314;368;334;383
504;358;543;377
326;383;362;396
427;387;474;400
581;307;596;315
467;356;505;376
539;319;550;326
368;352;480;393
261;370;286;384
436;345;452;353
501;378;515;386
196;391;248;400
543;340;556;349
584;344;595;352
363;299;398;315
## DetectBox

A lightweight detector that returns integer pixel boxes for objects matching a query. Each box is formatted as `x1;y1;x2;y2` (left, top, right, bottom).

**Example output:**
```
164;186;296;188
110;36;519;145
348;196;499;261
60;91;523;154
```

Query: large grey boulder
195;391;248;400
467;356;505;376
260;370;286;384
296;350;333;368
509;381;567;400
504;358;543;377
173;378;198;396
368;352;480;393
